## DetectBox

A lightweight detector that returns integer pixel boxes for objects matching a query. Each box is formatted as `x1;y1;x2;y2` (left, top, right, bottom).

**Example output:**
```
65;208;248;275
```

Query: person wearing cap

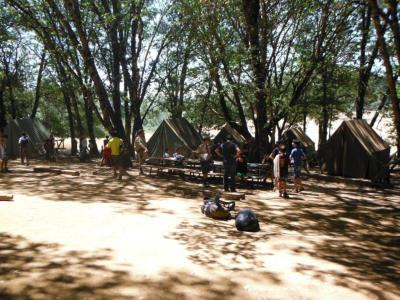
290;139;306;192
215;134;240;192
196;136;213;187
18;132;30;166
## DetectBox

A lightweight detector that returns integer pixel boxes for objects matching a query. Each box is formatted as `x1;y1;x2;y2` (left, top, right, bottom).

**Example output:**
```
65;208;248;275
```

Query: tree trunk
61;87;77;155
0;86;6;131
31;50;47;118
318;69;329;147
83;88;99;155
369;0;400;154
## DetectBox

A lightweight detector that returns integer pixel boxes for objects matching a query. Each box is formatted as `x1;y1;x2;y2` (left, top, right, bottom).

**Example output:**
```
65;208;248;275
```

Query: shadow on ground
0;233;240;300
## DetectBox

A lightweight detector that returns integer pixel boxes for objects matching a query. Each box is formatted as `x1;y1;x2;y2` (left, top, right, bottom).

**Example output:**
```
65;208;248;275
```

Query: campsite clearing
0;157;399;300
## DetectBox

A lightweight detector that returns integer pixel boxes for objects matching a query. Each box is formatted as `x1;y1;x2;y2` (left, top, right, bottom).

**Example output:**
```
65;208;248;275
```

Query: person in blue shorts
289;139;306;192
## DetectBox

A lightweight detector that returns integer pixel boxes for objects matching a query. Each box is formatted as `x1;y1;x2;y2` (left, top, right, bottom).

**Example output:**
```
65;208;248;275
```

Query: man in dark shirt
215;135;240;192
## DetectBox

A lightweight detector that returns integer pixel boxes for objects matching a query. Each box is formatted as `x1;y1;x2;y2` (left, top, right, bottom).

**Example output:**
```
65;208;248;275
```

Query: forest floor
0;156;399;300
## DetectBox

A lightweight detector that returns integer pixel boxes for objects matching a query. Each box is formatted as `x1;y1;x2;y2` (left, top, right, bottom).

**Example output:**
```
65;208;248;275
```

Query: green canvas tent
281;127;315;155
147;118;202;159
213;123;246;147
319;119;390;179
4;118;50;158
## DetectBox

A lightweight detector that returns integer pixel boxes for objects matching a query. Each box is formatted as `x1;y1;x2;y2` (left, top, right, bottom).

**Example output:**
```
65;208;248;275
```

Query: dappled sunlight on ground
0;157;399;299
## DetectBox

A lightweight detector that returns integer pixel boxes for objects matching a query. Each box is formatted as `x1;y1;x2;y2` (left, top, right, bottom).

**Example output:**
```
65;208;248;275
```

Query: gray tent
4;118;50;158
147;118;202;159
319;119;390;179
213;123;246;147
281;127;315;155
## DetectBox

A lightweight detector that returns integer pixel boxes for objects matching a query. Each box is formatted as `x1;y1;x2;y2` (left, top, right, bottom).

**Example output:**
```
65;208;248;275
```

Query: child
278;146;289;198
163;148;171;158
173;148;185;166
236;154;249;182
0;134;9;172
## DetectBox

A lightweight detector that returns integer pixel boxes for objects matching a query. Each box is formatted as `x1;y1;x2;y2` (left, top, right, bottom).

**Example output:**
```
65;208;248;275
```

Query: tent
147;118;202;159
3;118;50;158
213;123;246;147
319;119;390;179
281;127;315;155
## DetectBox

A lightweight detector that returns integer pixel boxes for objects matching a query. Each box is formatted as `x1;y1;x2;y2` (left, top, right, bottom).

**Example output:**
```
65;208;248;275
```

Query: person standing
134;129;148;175
196;137;213;187
277;146;289;198
19;132;30;166
215;135;240;192
290;139;306;192
0;134;9;172
44;134;55;162
267;140;284;191
101;136;111;167
107;131;124;180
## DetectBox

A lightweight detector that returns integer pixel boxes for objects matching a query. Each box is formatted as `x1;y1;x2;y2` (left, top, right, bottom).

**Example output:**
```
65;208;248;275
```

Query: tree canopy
0;0;399;156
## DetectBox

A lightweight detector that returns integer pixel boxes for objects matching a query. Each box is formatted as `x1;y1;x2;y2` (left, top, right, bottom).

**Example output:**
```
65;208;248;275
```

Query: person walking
196;136;213;187
215;135;240;192
290;139;306;192
107;131;124;180
19;132;30;166
134;129;148;175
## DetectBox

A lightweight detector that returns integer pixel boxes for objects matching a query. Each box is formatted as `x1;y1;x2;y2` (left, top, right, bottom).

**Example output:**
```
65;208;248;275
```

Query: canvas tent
319;119;390;179
147;118;202;159
213;123;246;147
281;127;315;155
3;118;50;158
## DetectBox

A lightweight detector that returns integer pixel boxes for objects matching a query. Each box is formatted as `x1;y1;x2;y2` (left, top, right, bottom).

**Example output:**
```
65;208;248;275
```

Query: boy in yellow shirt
107;131;124;180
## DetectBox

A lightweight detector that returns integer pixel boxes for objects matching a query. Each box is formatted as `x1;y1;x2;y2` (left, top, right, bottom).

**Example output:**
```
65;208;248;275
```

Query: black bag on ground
235;209;260;232
201;194;235;220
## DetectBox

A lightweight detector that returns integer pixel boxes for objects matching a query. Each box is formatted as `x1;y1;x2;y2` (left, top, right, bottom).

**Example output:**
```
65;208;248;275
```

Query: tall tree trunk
242;0;269;159
61;87;77;155
70;91;84;138
0;89;7;132
0;86;6;131
303;111;307;132
82;88;98;155
369;0;400;154
356;4;371;119
31;50;47;118
319;69;329;147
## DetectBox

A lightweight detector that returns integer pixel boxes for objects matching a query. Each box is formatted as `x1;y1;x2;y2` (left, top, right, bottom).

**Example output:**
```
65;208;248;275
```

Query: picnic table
144;157;271;187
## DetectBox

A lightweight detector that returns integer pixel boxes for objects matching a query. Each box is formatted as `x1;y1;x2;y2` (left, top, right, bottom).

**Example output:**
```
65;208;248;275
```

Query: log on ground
0;194;13;201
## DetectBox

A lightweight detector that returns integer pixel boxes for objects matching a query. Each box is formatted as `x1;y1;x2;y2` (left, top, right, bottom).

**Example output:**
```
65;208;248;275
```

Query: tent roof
164;118;202;150
341;119;389;155
214;123;246;144
147;117;202;158
282;127;315;149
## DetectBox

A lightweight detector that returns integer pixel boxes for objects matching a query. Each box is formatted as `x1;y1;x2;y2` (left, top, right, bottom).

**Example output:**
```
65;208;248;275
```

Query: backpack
201;194;235;220
235;209;260;232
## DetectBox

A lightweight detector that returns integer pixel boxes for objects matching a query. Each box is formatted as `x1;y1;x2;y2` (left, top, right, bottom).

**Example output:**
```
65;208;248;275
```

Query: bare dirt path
0;157;399;300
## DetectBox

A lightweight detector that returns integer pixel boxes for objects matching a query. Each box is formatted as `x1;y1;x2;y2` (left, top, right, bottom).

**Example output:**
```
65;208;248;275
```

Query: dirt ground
0;156;399;300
